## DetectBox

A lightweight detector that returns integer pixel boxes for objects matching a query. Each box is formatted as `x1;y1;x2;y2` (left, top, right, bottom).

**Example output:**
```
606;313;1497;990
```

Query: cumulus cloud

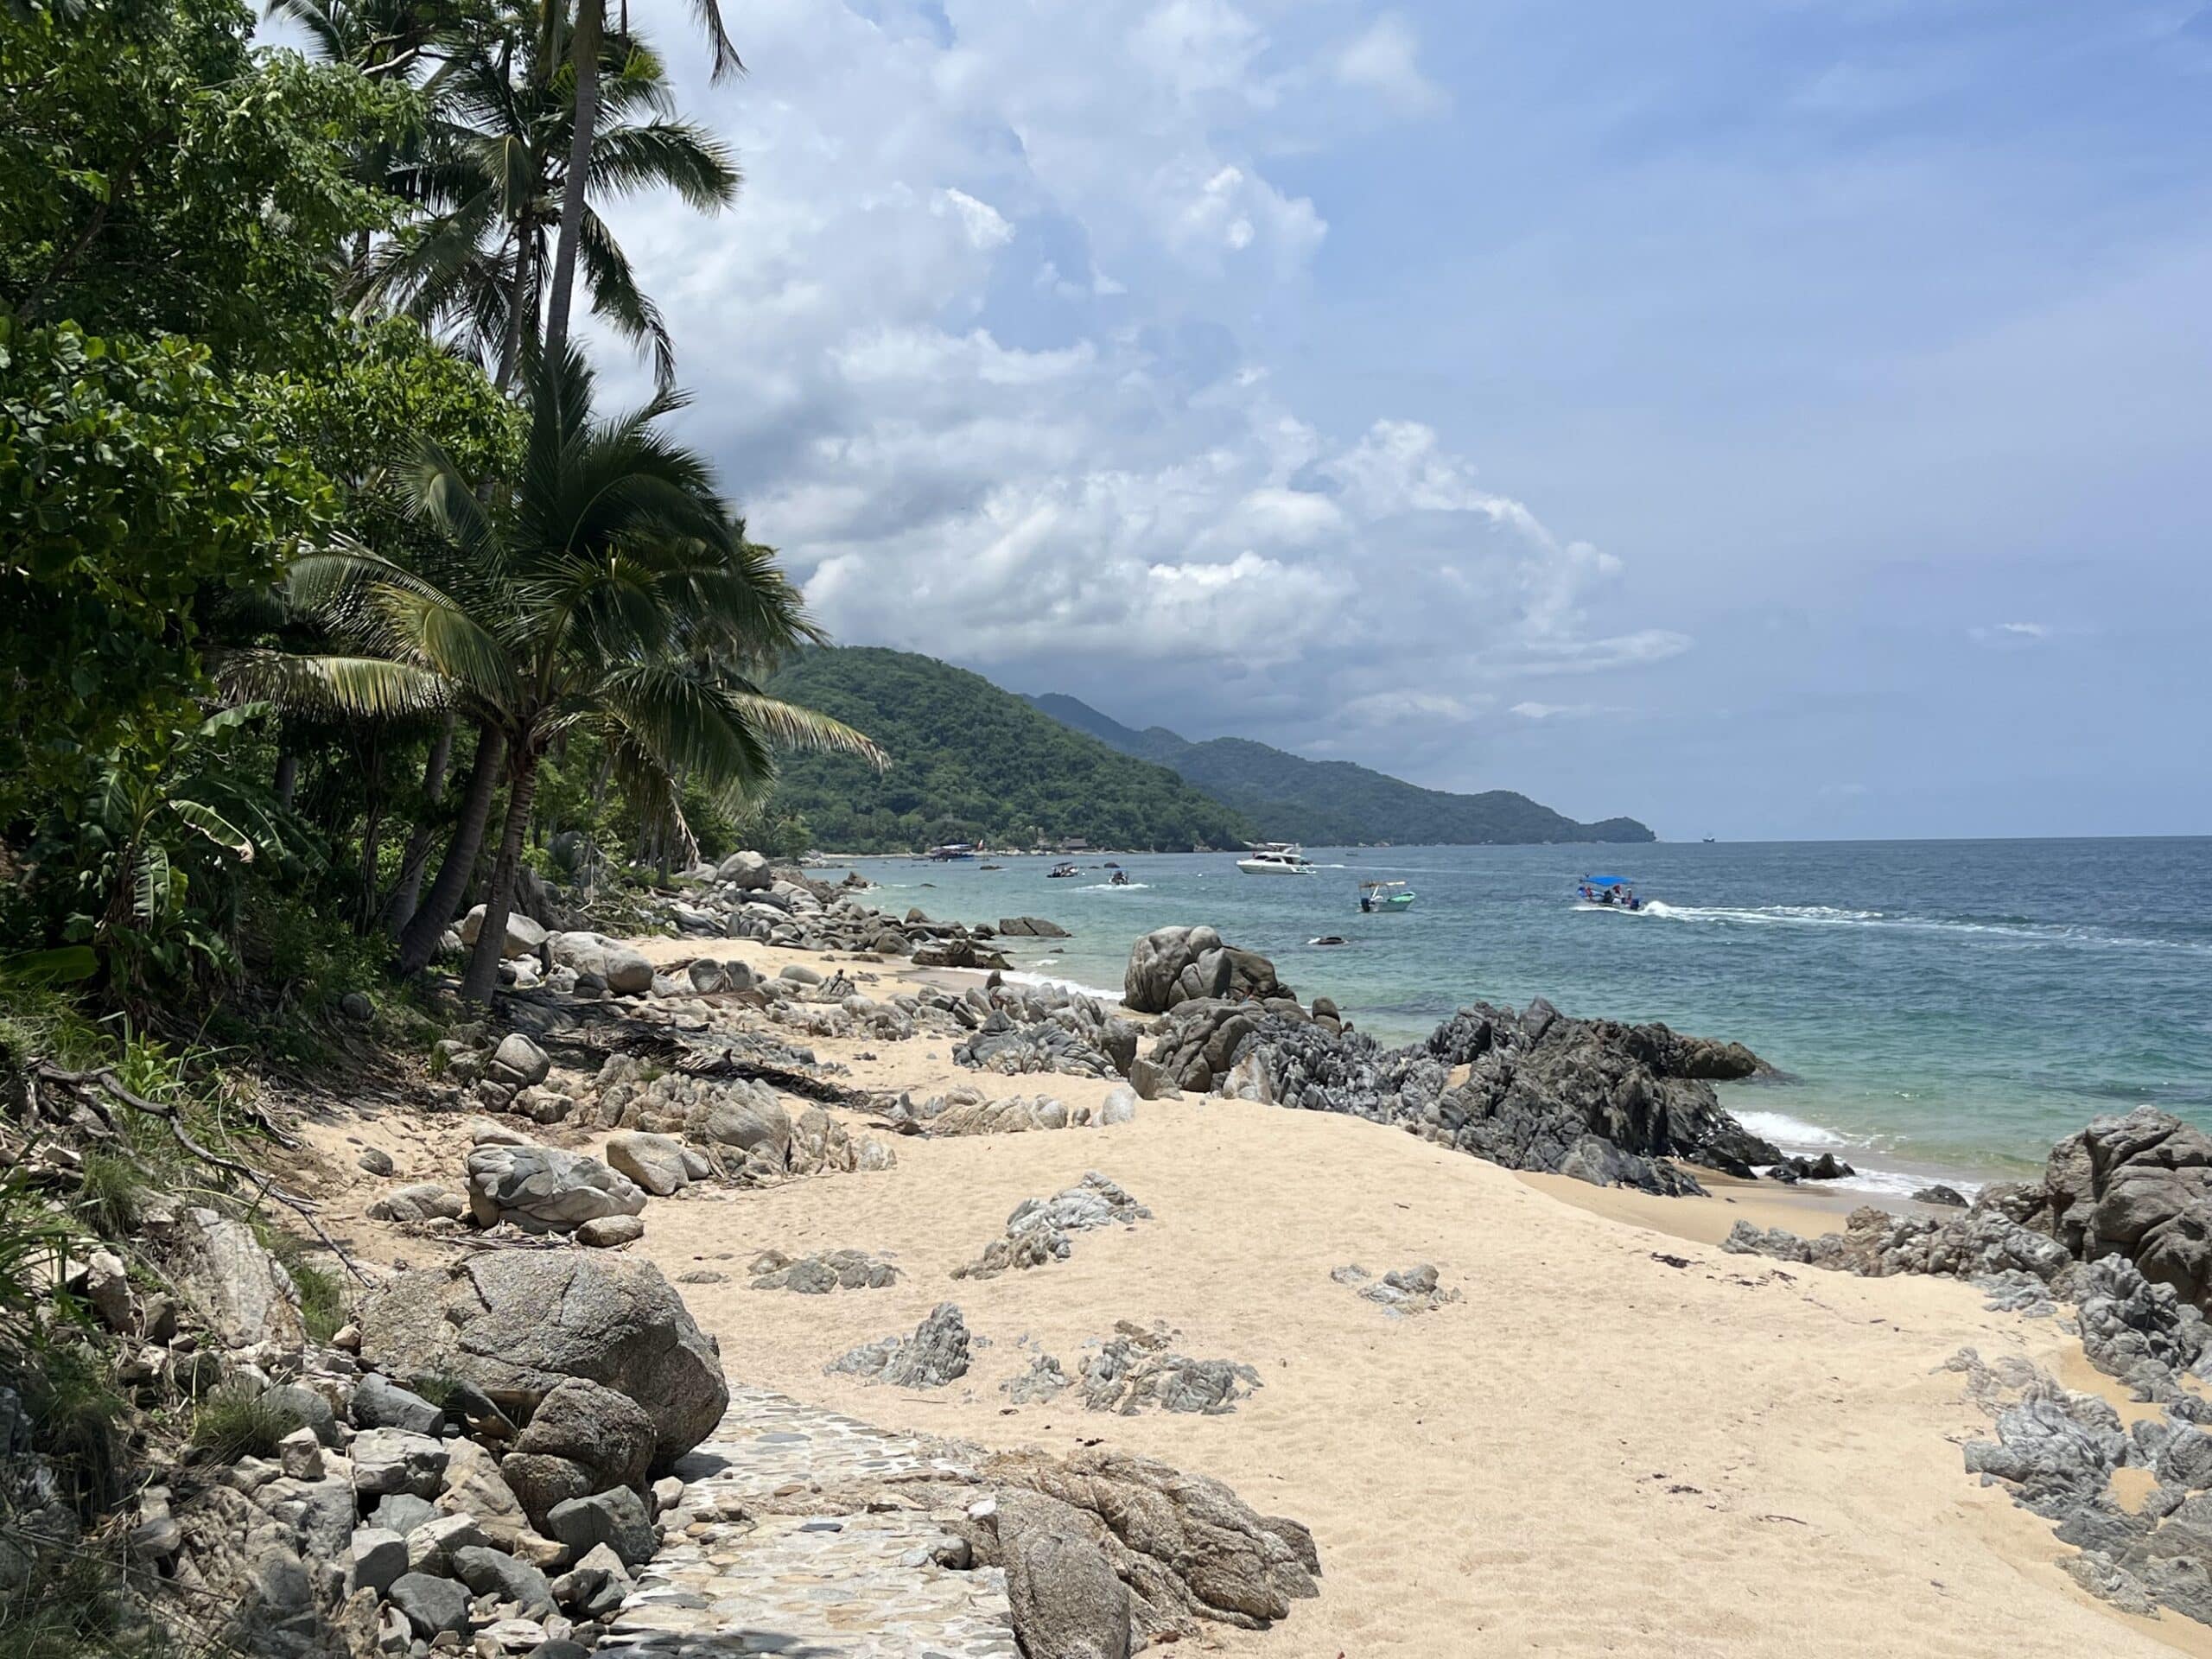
1334;12;1447;115
601;0;1683;759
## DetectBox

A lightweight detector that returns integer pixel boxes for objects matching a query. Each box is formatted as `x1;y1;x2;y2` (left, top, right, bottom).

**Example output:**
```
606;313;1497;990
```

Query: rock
340;990;375;1023
450;1545;556;1618
576;1214;645;1249
1004;1355;1073;1405
276;1426;323;1480
956;1173;1151;1281
544;1487;656;1570
1124;925;1287;1014
464;1144;646;1235
369;1492;437;1537
685;1082;791;1160
354;1373;447;1436
486;1033;553;1089
1334;1263;1463;1317
1079;1322;1259;1414
353;1427;450;1498
747;1249;899;1294
438;1438;531;1546
356;1252;728;1468
150;1205;306;1350
367;1182;469;1224
2031;1109;2212;1314
1098;1084;1137;1126
257;1382;339;1447
997;917;1071;939
997;1490;1134;1659
512;1378;656;1497
349;1527;408;1596
827;1303;972;1389
649;1475;685;1517
685;957;727;995
546;931;655;995
500;1454;595;1534
388;1571;472;1638
353;1147;397;1179
1126;1057;1173;1101
462;906;550;960
1915;1184;1971;1207
716;850;772;889
404;1511;487;1576
779;963;823;987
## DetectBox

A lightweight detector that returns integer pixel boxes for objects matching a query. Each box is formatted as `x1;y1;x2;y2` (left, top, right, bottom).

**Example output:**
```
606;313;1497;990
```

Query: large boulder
354;1251;729;1468
461;905;550;960
2026;1109;2212;1313
546;931;655;995
465;1144;646;1235
997;1490;1134;1659
603;1131;690;1198
511;1377;656;1497
1124;926;1287;1014
715;850;773;890
145;1205;305;1350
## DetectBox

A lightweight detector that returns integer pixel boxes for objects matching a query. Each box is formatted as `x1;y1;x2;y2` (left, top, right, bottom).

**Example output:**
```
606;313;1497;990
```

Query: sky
270;2;2212;840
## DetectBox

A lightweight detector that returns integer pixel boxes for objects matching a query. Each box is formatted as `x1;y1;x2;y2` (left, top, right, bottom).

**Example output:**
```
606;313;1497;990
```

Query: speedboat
927;842;977;861
1237;842;1315;875
1046;862;1082;879
1358;880;1414;912
1575;875;1648;912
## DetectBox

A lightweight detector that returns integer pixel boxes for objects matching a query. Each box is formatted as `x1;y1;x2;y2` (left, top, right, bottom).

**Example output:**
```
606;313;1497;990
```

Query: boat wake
1073;880;1151;891
1640;901;2207;955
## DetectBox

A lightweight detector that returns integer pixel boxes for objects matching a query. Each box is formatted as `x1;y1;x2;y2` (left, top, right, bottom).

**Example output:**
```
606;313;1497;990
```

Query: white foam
1000;969;1127;1004
1761;1163;1983;1202
1073;881;1151;890
1733;1109;1853;1148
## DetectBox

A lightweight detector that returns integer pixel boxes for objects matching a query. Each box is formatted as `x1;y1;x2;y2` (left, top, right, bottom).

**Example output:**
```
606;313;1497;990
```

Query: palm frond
220;650;451;721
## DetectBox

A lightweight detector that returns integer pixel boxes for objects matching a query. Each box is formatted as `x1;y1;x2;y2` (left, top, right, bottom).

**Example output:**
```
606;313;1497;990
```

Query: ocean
817;837;2212;1198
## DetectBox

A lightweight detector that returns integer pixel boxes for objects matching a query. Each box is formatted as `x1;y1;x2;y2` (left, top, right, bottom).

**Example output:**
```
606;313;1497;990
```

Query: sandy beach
312;936;2202;1658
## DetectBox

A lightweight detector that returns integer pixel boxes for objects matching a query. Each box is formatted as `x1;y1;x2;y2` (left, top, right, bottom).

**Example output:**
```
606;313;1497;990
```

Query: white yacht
1236;842;1315;875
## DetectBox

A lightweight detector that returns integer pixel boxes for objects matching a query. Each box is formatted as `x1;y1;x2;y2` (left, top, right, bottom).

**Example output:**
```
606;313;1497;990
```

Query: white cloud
1335;13;1446;115
1968;620;2052;647
598;1;1684;754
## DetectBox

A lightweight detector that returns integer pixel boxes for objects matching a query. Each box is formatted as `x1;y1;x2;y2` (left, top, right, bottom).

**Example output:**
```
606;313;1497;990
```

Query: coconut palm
543;0;739;365
362;18;737;388
242;345;879;1001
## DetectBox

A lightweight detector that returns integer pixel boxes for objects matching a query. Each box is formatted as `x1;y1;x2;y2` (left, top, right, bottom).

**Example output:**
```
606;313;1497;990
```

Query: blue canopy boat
1576;874;1646;912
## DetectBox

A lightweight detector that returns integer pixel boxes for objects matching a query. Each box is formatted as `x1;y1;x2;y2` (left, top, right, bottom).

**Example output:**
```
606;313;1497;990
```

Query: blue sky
268;2;2212;838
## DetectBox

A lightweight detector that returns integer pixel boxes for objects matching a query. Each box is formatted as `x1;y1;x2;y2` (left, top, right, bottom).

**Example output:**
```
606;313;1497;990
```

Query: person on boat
1110;870;1128;887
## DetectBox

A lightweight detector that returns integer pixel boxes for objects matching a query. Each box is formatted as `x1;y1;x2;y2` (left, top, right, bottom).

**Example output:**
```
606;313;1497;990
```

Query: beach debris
1332;1263;1463;1316
748;1249;899;1294
1077;1321;1260;1415
953;1173;1151;1281
827;1303;972;1389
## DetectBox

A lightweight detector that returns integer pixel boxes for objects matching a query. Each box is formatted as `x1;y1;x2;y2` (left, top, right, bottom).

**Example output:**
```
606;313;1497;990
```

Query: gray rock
450;1545;555;1618
352;1427;448;1497
1079;1322;1259;1414
259;1382;340;1447
500;1453;595;1534
827;1303;971;1389
544;1486;656;1569
403;1512;487;1577
513;1377;656;1497
576;1214;645;1249
747;1249;899;1294
353;1372;446;1435
716;850;772;889
356;1252;728;1469
367;1181;468;1224
998;1489;1134;1659
357;1147;395;1177
388;1571;471;1638
1003;1355;1073;1405
349;1527;407;1596
149;1205;306;1350
487;1033;552;1088
464;1144;646;1235
368;1492;437;1537
956;1173;1151;1281
1124;925;1287;1014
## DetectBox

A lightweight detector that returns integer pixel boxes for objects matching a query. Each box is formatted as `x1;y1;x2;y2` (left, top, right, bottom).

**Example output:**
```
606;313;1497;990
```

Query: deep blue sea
817;838;2212;1196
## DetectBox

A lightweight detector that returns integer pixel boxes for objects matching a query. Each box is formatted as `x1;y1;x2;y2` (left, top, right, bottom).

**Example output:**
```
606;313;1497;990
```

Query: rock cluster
747;1249;899;1293
575;1058;897;1185
953;988;1139;1080
1074;1322;1261;1415
1332;1263;1463;1317
953;1173;1151;1281
1124;925;1291;1014
826;1302;973;1389
886;1084;1136;1137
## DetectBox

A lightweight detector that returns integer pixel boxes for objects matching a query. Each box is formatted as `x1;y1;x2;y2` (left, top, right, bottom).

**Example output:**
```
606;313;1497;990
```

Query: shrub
188;1383;298;1463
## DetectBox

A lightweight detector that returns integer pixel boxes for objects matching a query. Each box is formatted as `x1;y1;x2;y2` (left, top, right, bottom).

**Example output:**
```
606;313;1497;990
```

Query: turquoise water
820;838;2212;1192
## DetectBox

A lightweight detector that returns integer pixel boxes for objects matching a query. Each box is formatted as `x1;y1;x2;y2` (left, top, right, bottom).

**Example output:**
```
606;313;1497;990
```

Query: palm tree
365;22;736;389
253;346;879;1001
543;0;740;366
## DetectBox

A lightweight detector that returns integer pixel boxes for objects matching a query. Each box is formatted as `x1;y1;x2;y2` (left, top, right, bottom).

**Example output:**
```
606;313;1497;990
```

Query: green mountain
1025;693;1655;845
761;648;1254;853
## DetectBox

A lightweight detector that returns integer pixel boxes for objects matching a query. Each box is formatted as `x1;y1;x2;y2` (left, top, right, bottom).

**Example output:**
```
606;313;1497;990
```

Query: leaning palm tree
364;21;737;388
248;345;879;1001
543;0;740;365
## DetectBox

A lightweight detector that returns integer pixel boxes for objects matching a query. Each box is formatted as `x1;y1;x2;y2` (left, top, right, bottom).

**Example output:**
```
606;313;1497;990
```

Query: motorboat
1046;862;1082;879
1576;874;1648;912
1237;842;1315;875
1358;880;1414;913
927;842;977;861
1109;870;1131;887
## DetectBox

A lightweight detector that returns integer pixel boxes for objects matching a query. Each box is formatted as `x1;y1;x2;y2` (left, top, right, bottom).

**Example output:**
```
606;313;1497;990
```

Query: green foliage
1028;692;1657;846
760;648;1254;854
74;1150;143;1240
256;1225;346;1344
0;319;333;826
0;0;412;362
188;1381;299;1461
0;1544;165;1659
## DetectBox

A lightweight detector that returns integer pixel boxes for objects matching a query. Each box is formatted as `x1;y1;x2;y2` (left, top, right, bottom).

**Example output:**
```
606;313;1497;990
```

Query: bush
74;1151;144;1240
188;1383;299;1463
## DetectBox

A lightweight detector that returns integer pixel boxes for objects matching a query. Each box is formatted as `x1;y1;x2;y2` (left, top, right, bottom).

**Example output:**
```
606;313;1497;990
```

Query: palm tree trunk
396;724;506;976
356;738;385;933
378;714;454;935
461;748;541;1004
543;0;604;367
496;220;532;391
274;753;298;810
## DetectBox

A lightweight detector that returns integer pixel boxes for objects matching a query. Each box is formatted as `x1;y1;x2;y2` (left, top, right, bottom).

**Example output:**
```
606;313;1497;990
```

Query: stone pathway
599;1384;1019;1658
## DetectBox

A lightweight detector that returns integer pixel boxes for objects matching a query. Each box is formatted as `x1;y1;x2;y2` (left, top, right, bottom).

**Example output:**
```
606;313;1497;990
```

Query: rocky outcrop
1332;1263;1462;1317
997;916;1071;938
356;1251;728;1467
826;1303;972;1389
1077;1322;1260;1415
954;1173;1151;1281
144;1204;306;1350
1124;926;1288;1014
747;1249;899;1293
2005;1109;2212;1316
886;1084;1135;1138
463;1140;647;1236
545;931;655;995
